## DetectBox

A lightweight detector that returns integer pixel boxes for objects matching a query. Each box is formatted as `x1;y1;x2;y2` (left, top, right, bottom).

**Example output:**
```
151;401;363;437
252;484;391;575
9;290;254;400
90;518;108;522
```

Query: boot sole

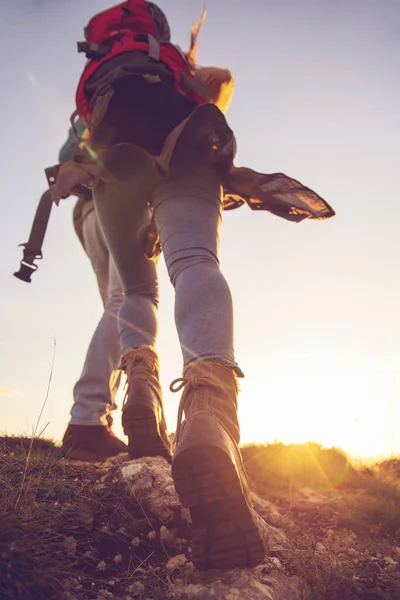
172;444;265;570
122;405;172;463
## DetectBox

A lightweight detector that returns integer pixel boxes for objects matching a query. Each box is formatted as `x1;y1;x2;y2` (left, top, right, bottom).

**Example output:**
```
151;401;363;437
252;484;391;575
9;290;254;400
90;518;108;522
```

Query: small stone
108;580;116;585
270;556;282;569
315;542;326;553
97;560;107;571
393;547;400;558
384;556;398;571
131;537;140;547
166;554;187;571
113;553;123;564
84;551;92;558
100;525;110;533
226;589;241;600
118;527;126;534
64;536;77;555
160;526;174;545
64;577;79;590
94;483;107;491
147;530;156;540
126;581;145;596
181;507;191;525
81;513;94;529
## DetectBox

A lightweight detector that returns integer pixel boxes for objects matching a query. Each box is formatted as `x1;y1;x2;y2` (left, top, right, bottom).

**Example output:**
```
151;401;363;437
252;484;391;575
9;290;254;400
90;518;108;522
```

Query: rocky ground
0;437;399;600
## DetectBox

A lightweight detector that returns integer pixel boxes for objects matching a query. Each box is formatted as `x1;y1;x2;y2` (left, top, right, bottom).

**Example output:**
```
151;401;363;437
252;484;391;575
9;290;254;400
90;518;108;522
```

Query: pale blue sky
1;0;400;459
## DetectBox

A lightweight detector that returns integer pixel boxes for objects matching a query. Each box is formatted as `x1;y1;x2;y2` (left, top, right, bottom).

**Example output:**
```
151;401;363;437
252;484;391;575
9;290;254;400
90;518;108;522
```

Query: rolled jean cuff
186;355;244;378
69;415;110;426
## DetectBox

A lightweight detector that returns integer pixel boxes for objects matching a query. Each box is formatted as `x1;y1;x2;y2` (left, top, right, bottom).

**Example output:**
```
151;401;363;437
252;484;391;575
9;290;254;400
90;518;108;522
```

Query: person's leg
93;178;172;461
61;210;127;460
153;153;241;373
153;154;264;569
70;256;122;426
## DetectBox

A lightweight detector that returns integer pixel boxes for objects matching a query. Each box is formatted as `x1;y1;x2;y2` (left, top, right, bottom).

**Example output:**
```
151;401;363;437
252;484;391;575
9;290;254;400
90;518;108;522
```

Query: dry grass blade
14;339;56;510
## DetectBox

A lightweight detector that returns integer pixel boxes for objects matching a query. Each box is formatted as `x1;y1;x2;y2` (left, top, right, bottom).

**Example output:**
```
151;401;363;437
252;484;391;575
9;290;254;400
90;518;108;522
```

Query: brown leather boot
171;361;265;570
121;347;172;462
60;424;127;461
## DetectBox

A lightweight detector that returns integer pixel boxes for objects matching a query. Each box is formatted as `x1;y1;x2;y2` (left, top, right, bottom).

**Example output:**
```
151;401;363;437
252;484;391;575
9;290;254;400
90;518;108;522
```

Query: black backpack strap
13;188;54;283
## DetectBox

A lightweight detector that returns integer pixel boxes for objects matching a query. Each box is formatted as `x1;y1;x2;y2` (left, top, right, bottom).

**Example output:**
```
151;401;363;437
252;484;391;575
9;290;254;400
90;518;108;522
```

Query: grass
1;437;400;599
242;442;400;600
0;437;189;600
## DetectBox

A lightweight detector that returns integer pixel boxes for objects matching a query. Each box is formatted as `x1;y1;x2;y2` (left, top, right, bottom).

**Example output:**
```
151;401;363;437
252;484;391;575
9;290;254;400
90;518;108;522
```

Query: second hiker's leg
93;179;172;461
71;215;122;427
153;156;264;569
62;210;127;460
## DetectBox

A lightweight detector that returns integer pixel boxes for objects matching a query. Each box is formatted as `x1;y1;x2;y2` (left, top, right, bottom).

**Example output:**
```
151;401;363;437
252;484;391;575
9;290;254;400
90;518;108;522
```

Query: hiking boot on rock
171;361;265;570
60;424;127;461
121;347;172;462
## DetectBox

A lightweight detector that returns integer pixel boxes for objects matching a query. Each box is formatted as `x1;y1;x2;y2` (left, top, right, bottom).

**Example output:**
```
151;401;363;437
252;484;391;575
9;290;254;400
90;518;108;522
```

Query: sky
1;0;400;461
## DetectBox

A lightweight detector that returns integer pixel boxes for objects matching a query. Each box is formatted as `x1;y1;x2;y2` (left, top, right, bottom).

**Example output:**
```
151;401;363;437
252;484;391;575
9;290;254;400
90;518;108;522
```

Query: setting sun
236;353;399;461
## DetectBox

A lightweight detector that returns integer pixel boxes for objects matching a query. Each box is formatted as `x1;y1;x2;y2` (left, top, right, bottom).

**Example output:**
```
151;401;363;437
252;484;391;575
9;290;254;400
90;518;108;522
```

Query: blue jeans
70;209;123;425
93;153;241;373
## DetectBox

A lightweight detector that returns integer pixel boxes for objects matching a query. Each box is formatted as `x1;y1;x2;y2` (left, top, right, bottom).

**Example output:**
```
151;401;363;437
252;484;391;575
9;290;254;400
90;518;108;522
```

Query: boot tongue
172;363;241;445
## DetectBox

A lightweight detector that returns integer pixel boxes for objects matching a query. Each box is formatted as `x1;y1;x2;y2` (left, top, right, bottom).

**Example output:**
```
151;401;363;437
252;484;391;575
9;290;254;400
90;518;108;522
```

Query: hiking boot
60;424;127;461
121;347;172;462
170;361;265;570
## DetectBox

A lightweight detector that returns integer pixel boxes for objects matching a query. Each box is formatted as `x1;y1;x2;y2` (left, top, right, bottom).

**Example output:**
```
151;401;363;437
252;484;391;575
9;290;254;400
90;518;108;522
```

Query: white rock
126;581;145;596
160;525;174;544
171;570;309;600
166;554;188;571
121;457;180;522
131;537;140;547
64;536;77;555
270;557;283;570
104;456;309;600
122;463;145;478
384;556;398;571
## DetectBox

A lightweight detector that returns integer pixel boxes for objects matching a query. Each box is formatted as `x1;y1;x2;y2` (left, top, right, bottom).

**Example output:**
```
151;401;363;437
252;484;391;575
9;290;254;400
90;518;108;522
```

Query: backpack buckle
13;245;42;283
77;41;110;60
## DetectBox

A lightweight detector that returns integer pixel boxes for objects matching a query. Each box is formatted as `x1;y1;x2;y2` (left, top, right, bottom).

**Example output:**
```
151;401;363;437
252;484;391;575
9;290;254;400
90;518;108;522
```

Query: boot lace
120;349;157;408
169;373;223;445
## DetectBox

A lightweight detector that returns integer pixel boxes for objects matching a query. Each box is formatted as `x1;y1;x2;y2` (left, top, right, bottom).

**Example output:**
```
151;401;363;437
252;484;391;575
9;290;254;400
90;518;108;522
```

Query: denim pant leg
93;178;159;354
153;161;241;372
71;210;123;426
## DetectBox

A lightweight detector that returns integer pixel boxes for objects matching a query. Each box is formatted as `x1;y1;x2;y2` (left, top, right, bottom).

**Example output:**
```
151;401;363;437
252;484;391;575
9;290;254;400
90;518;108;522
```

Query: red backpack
76;0;208;126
